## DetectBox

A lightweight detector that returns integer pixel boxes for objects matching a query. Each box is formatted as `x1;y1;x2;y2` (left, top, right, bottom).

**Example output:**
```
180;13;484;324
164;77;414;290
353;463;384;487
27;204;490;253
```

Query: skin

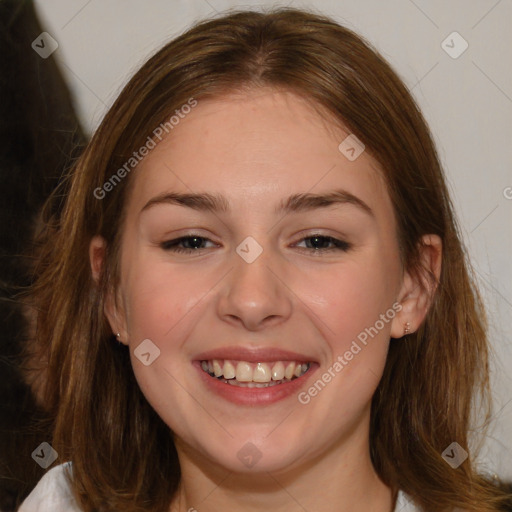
90;87;442;512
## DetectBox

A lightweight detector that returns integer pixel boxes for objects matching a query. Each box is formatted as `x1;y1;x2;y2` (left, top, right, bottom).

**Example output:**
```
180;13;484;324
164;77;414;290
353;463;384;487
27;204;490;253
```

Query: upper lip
194;346;317;364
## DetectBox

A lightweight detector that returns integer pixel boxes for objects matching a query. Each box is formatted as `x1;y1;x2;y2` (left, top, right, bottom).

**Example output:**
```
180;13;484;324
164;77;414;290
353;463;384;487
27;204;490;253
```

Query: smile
200;359;311;387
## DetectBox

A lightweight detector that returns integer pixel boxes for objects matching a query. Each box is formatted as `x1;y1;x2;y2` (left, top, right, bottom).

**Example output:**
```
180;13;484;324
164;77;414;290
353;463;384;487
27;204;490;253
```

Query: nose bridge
217;235;292;330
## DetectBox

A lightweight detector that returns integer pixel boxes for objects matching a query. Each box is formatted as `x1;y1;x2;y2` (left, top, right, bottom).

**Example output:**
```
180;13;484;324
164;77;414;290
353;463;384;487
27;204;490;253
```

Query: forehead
127;88;391;219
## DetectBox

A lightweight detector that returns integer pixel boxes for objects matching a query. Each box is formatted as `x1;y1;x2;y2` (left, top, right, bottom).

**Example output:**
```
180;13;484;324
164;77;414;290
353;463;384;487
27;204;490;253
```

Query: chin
184;427;310;475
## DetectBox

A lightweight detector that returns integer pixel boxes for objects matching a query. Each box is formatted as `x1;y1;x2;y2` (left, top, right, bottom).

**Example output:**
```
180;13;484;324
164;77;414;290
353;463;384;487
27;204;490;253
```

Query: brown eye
295;234;351;253
161;235;215;253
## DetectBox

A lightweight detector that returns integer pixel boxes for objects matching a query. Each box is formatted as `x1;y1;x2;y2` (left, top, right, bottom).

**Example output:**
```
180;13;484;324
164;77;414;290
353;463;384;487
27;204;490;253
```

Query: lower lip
193;361;318;405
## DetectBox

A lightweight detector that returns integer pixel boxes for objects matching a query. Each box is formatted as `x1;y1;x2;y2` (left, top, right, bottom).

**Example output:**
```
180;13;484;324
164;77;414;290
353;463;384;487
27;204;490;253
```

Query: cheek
299;250;399;409
305;255;398;348
119;260;210;421
120;255;209;350
288;261;396;445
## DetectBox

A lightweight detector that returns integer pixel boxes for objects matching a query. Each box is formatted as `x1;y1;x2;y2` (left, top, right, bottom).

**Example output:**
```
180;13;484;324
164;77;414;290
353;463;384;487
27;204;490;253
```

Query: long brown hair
25;7;511;511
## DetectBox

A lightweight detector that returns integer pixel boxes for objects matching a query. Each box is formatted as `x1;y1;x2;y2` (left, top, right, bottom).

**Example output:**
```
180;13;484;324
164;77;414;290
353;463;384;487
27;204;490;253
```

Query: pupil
308;236;328;249
186;237;203;249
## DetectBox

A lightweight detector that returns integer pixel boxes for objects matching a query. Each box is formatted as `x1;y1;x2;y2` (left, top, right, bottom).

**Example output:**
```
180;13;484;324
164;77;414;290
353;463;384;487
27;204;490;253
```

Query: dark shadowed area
0;1;85;509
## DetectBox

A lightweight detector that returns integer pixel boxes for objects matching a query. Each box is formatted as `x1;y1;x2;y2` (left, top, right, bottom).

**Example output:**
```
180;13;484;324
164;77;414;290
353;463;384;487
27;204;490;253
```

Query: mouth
200;359;311;388
193;348;318;405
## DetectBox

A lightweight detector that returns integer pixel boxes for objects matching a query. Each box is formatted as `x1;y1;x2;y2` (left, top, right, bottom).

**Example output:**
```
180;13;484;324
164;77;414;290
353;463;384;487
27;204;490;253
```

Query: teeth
254;362;271;382
228;379;284;388
284;362;295;380
200;359;311;384
271;361;285;381
213;360;223;377
223;361;236;379
235;362;253;382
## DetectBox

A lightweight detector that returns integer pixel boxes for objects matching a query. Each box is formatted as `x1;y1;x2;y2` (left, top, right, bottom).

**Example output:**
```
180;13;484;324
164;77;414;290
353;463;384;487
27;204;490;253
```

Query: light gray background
32;0;512;479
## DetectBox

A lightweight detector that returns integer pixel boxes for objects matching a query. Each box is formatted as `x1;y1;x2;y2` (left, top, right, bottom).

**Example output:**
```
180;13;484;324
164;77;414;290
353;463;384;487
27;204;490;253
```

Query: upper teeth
201;360;310;383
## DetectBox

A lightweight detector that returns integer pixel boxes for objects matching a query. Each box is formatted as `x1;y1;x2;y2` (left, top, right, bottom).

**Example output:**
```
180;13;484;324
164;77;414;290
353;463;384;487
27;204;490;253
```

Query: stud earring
403;322;411;336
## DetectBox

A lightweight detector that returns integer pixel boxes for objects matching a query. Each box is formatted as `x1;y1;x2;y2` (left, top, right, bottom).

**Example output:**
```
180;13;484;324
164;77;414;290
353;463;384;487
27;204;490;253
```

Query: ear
390;234;442;338
89;236;129;345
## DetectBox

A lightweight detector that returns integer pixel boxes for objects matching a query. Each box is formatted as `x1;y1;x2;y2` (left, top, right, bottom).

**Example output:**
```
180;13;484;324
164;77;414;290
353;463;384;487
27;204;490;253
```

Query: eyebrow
140;188;374;217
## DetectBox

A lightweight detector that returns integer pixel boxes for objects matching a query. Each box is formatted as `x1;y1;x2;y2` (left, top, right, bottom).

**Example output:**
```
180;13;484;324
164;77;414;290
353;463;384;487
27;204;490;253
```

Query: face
98;88;414;475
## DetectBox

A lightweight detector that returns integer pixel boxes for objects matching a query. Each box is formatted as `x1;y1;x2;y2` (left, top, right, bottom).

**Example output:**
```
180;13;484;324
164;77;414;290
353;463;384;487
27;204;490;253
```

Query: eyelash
160;234;351;255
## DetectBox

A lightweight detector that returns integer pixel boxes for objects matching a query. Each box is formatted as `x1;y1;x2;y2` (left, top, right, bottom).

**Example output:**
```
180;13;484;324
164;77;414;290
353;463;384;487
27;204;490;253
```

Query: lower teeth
224;378;292;388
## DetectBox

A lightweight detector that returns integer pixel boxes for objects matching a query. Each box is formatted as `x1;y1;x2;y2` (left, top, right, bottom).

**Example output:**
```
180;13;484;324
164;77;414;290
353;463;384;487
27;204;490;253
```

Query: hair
24;6;512;512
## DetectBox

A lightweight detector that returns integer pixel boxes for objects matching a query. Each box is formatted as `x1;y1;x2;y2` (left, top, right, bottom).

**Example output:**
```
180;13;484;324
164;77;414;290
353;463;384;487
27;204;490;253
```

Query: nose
216;243;293;332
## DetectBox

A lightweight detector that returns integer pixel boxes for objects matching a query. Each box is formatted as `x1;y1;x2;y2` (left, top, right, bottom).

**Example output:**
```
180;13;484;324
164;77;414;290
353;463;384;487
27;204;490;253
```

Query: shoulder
395;489;421;511
18;462;82;512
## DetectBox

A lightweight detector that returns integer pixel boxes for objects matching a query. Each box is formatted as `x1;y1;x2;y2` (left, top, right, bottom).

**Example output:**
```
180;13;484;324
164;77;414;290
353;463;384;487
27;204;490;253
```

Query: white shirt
18;462;79;511
19;462;420;511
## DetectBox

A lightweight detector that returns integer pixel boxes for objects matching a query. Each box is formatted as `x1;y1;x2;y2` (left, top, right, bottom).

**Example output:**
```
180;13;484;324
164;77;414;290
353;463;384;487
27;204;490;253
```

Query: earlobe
390;234;442;339
104;290;130;346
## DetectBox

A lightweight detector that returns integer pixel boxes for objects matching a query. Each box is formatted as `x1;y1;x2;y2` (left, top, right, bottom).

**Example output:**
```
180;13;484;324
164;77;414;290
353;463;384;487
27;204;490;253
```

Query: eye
294;234;351;253
160;233;351;255
160;235;217;253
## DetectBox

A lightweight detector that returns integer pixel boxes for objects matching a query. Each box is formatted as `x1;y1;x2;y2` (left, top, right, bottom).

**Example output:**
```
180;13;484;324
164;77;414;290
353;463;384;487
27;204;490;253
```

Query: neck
170;416;396;512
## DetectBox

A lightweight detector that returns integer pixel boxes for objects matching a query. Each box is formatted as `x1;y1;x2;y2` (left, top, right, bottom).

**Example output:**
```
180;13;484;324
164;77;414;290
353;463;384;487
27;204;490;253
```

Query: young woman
20;7;512;512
